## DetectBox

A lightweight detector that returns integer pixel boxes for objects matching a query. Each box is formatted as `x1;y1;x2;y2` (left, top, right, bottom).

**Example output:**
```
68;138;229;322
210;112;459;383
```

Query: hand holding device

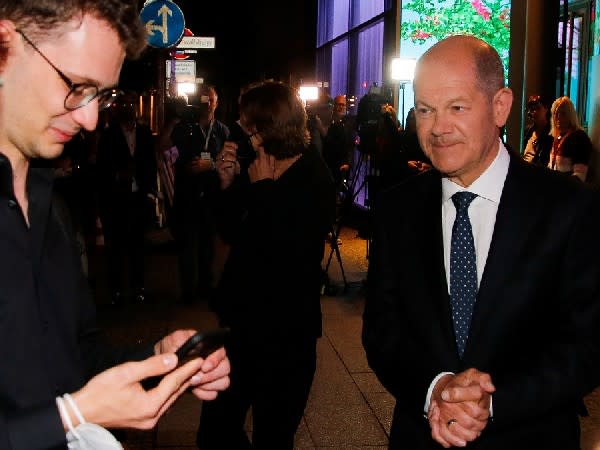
143;328;229;389
175;328;230;364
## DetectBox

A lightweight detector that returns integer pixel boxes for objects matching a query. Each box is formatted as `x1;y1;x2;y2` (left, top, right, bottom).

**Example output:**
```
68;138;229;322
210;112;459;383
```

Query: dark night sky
121;0;318;122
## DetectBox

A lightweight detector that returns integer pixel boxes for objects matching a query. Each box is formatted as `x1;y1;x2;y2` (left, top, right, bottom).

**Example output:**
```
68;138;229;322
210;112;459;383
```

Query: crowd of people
522;94;594;182
2;0;600;449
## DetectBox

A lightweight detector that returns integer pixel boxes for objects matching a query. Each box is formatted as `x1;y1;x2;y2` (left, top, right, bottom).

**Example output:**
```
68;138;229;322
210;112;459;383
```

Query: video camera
178;103;209;125
356;90;392;156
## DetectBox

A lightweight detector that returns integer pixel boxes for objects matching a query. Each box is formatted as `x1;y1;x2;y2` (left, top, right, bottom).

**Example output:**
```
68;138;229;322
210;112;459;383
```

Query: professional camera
178;104;208;125
356;90;391;156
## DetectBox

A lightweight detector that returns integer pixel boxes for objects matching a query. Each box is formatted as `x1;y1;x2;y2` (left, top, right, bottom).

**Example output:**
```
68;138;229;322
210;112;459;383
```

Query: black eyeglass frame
16;29;122;111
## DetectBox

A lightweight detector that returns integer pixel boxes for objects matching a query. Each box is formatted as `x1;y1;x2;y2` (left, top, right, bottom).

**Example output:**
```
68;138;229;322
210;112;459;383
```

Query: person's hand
154;329;196;355
70;354;203;430
216;141;240;189
248;137;275;183
428;369;495;447
340;163;350;172
188;156;213;174
154;329;231;401
189;346;231;401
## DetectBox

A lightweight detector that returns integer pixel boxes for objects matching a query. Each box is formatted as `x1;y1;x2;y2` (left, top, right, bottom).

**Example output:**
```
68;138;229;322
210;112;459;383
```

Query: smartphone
142;328;229;390
175;328;230;363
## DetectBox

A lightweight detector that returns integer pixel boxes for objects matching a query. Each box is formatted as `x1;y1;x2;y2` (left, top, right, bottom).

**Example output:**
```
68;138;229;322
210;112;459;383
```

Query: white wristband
56;393;124;449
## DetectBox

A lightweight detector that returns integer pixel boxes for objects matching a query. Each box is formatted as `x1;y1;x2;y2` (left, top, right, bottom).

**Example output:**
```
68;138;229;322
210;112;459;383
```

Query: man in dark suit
97;94;157;303
362;35;600;449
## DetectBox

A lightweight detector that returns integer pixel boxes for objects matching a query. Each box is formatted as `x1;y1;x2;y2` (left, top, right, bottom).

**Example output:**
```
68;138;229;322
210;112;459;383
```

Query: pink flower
470;0;491;21
413;30;431;39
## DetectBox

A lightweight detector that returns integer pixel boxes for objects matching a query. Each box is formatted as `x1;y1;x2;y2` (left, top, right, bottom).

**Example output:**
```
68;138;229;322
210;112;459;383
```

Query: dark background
120;0;318;123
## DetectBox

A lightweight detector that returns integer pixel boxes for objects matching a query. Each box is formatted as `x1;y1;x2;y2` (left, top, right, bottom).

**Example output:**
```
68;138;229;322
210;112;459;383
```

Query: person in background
0;1;229;448
362;34;600;449
522;94;552;167
306;93;332;157
401;106;431;173
196;81;336;450
322;94;354;190
170;84;230;303
548;96;593;182
96;92;156;304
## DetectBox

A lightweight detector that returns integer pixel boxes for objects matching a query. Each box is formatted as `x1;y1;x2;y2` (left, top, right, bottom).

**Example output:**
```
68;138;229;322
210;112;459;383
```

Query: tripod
322;152;369;294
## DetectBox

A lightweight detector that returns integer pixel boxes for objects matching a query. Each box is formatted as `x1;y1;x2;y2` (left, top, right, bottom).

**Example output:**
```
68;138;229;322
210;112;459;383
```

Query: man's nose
70;100;100;132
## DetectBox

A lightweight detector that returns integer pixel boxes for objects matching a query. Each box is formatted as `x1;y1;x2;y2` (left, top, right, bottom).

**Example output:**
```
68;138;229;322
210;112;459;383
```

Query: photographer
170;85;230;304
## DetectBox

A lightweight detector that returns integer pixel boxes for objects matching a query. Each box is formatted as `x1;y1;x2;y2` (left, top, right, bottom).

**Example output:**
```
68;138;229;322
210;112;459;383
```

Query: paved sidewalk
91;224;600;449
93;225;395;449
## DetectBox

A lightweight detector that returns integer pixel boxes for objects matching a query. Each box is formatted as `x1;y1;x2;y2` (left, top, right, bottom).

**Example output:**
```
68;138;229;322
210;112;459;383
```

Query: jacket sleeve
0;404;67;449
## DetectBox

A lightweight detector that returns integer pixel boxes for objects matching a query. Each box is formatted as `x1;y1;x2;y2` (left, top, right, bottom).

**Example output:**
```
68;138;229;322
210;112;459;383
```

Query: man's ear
0;20;18;72
493;87;513;127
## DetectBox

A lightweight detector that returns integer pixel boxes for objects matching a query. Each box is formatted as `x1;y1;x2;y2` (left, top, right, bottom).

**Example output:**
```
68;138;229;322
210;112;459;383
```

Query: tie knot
452;191;477;212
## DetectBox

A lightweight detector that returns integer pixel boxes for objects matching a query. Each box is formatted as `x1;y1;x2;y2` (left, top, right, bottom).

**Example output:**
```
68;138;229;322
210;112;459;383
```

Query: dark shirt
0;154;152;449
523;123;553;167
323;117;354;179
171;119;230;204
213;148;336;340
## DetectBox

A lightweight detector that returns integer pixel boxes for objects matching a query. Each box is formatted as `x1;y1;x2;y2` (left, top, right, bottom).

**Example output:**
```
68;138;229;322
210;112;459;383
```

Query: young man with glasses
0;1;229;448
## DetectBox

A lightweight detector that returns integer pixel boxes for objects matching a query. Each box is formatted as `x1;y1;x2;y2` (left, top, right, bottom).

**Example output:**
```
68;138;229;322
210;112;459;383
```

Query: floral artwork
401;0;511;76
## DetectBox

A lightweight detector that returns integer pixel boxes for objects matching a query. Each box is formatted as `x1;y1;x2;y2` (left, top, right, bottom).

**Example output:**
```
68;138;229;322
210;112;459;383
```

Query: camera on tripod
177;103;209;126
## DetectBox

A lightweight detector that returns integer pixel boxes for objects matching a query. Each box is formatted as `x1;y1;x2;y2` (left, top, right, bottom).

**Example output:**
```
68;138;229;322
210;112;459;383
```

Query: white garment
441;139;510;289
56;394;123;450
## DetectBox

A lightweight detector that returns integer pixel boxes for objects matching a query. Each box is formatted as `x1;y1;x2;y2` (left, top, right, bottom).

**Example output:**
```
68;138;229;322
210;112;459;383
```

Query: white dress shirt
424;139;510;414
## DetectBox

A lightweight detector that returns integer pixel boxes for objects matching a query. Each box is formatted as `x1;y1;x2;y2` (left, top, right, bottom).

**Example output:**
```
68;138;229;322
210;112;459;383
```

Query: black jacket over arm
362;156;600;449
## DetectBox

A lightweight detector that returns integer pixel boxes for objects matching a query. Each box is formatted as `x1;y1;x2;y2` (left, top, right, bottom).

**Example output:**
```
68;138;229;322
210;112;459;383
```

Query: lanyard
550;130;572;170
200;120;214;151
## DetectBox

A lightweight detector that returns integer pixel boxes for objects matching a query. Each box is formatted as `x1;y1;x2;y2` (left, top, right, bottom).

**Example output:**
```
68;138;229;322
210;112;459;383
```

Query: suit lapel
415;172;459;360
464;158;541;358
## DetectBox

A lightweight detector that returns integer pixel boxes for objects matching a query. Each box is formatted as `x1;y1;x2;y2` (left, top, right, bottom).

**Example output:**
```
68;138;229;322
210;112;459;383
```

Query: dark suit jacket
362;155;600;449
96;120;156;206
96;120;157;235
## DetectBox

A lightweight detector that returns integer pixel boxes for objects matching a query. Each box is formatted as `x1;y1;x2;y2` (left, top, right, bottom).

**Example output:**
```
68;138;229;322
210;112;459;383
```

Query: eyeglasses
16;29;122;111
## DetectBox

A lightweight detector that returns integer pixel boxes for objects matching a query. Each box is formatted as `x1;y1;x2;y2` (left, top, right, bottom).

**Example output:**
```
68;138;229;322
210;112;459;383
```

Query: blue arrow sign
140;0;185;48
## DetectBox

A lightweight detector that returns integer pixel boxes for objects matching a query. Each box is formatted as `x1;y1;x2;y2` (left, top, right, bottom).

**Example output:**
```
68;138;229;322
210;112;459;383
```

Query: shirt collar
442;138;510;204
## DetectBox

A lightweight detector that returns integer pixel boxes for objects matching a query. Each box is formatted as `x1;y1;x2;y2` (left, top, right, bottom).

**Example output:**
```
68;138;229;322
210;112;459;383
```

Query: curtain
354;20;384;100
331;38;349;98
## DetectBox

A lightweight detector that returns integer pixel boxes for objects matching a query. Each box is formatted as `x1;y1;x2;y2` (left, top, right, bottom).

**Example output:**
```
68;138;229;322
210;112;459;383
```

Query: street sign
177;36;216;49
166;60;196;76
166;60;196;84
140;0;185;48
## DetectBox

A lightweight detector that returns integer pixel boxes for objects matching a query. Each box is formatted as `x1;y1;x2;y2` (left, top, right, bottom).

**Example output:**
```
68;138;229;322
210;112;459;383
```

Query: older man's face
413;49;509;187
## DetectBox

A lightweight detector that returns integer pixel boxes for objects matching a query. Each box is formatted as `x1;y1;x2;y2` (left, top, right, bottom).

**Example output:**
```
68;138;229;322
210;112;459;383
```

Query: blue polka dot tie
450;192;478;358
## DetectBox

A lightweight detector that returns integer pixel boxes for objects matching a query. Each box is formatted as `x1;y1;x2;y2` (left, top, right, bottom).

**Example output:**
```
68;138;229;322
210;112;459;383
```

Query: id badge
200;152;211;160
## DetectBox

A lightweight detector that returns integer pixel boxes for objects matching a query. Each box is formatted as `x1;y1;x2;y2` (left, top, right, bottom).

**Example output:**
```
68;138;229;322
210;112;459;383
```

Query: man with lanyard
171;85;230;304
